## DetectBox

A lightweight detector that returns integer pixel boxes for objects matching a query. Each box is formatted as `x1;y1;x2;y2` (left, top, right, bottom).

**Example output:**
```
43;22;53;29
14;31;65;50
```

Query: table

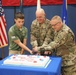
0;55;62;75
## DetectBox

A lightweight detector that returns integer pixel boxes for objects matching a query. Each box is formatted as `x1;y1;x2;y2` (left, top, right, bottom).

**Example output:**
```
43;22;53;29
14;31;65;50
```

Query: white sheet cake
3;55;51;68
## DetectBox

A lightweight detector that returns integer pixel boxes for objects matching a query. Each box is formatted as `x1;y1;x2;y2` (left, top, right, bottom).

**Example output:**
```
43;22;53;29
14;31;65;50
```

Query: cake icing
3;55;51;68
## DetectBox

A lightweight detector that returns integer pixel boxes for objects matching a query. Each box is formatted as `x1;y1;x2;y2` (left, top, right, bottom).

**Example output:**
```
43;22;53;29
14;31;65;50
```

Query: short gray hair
36;8;45;15
51;15;62;22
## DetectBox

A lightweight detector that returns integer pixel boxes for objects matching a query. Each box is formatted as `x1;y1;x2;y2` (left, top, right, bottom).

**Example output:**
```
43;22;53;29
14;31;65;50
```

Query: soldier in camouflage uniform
30;8;54;55
39;15;76;75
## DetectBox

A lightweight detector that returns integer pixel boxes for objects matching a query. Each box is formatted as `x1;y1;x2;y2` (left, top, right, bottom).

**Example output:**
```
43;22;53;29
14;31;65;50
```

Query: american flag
0;0;8;48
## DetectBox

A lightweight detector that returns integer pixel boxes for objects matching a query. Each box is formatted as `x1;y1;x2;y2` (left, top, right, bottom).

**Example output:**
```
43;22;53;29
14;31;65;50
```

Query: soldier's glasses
51;22;60;26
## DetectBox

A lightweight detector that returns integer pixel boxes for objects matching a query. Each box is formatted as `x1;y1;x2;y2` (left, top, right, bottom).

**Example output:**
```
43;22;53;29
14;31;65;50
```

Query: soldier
39;15;76;75
8;12;32;55
30;8;54;55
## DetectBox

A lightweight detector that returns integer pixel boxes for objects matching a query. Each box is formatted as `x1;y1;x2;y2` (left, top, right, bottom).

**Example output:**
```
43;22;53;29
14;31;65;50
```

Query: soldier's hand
21;49;24;54
36;52;41;55
44;51;52;55
32;46;41;52
29;50;33;54
32;46;38;52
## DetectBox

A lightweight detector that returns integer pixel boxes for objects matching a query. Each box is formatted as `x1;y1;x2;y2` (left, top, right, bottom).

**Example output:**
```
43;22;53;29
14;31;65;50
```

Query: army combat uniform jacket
44;24;76;67
30;19;54;48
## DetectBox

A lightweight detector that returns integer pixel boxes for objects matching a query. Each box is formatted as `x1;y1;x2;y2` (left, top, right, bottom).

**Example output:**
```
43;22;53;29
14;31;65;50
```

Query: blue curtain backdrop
0;4;76;58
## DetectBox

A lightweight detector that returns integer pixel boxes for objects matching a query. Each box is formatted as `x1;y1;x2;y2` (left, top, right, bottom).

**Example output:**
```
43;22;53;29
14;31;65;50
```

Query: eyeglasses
51;22;60;26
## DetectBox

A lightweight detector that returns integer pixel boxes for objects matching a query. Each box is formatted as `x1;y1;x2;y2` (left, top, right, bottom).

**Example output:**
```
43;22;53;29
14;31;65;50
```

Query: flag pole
66;0;67;9
19;0;23;12
2;47;4;59
14;6;16;17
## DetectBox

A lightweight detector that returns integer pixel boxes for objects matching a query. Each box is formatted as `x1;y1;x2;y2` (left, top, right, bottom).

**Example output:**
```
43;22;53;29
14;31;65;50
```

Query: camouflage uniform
42;24;76;75
30;19;54;54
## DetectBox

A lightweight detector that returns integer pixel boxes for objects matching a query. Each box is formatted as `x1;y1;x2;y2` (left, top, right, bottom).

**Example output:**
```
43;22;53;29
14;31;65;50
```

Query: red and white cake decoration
3;55;51;68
